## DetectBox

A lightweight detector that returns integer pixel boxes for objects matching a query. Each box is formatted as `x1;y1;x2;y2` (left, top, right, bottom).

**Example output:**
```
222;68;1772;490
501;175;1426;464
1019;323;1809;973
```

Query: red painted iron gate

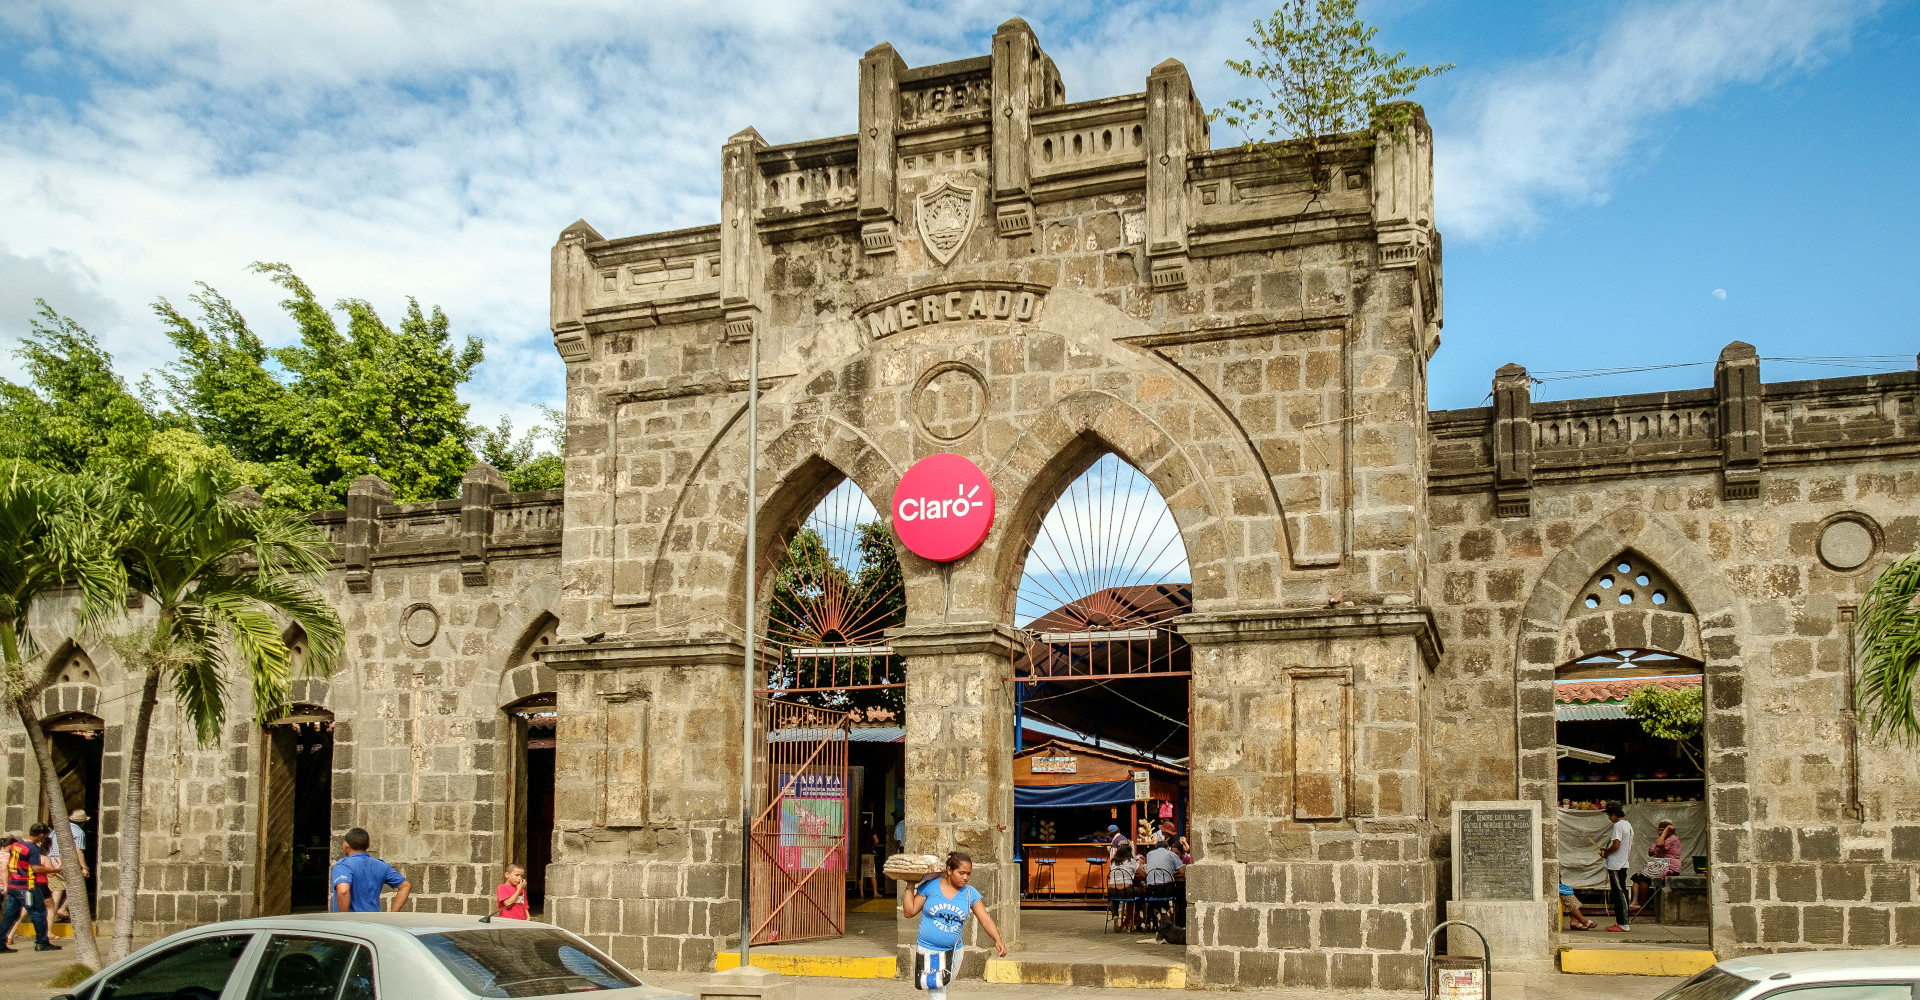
749;699;852;945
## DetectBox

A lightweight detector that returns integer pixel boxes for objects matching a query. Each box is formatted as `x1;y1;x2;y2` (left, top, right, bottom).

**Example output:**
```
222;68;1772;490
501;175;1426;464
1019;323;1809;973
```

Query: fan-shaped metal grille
761;479;904;700
1011;453;1192;681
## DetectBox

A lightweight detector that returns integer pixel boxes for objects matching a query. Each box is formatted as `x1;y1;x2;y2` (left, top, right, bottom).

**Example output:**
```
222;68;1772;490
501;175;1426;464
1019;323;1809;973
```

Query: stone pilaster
461;462;507;586
989;18;1049;239
550;219;603;362
722;128;768;342
1715;340;1762;500
858;45;905;255
1144;58;1203;292
541;636;748;972
1177;608;1440;991
343;474;392;594
890;623;1021;976
1491;364;1533;519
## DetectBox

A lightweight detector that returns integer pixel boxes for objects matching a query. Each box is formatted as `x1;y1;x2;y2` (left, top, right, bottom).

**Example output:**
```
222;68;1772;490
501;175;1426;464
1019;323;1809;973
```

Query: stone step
1560;949;1717;976
984;957;1187;989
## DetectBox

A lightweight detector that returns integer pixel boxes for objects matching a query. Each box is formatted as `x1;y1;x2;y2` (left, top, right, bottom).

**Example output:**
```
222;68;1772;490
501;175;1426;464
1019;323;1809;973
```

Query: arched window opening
1007;452;1193;913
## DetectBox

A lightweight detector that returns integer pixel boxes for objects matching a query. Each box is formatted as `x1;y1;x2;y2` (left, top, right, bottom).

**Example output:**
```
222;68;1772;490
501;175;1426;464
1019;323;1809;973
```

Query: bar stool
1032;858;1057;899
1084;857;1108;899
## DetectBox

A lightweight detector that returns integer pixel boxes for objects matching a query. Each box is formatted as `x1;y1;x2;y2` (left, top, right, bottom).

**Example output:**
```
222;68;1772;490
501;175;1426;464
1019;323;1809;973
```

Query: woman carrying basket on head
902;851;1007;999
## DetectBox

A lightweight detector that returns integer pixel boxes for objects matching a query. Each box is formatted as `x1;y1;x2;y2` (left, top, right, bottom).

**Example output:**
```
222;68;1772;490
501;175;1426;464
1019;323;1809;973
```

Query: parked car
1655;950;1920;1000
50;913;691;1000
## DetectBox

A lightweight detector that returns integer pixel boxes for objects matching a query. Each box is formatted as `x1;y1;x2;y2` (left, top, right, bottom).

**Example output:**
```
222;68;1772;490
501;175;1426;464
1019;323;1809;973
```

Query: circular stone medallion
913;364;987;441
402;604;441;647
1818;518;1877;571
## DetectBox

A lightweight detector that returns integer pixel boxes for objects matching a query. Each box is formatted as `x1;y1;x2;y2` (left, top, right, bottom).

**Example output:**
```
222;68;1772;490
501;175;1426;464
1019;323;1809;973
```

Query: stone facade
2;18;1917;991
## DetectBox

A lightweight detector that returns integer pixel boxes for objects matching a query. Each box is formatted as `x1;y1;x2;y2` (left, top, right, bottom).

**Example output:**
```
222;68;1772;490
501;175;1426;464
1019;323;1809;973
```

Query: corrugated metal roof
1556;702;1630;721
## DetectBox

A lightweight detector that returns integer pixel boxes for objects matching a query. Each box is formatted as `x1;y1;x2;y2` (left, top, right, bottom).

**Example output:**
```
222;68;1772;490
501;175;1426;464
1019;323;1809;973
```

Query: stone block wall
1426;362;1920;955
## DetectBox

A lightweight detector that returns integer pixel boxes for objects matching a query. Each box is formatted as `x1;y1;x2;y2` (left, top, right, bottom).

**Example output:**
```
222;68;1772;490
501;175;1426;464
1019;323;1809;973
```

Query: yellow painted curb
714;951;896;979
1561;949;1717;976
983;958;1186;990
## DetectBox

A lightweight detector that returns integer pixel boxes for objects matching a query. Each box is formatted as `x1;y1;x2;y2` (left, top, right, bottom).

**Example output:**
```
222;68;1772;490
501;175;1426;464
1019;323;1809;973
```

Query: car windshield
419;929;641;998
1656;967;1758;1000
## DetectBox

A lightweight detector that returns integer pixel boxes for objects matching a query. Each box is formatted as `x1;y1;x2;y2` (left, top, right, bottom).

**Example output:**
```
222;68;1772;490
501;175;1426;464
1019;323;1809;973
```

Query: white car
51;914;690;1000
1655;950;1920;1000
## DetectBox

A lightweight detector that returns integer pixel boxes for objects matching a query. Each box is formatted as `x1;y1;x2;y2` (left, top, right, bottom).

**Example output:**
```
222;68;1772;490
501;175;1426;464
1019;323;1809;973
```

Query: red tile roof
1555;673;1701;704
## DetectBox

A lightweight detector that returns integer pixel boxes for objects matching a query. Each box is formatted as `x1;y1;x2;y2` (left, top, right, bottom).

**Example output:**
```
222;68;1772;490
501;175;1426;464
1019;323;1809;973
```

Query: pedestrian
1633;819;1684;910
51;810;88;923
1598;801;1633;932
1559;880;1596;931
494;864;529;919
329;828;411;913
902;851;1006;1000
1;825;58;952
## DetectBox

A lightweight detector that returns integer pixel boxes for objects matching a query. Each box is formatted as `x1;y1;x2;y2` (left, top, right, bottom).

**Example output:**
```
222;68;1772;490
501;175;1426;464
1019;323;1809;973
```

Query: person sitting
1108;844;1139;888
1633;819;1683;910
1560;881;1597;930
1142;842;1183;886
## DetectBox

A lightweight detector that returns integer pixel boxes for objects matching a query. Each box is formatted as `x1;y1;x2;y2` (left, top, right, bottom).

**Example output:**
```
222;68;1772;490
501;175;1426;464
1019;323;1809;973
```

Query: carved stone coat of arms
914;180;980;266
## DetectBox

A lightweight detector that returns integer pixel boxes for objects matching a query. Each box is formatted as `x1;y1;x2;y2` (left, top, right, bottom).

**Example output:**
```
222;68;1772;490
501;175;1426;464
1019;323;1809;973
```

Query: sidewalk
641;968;1689;999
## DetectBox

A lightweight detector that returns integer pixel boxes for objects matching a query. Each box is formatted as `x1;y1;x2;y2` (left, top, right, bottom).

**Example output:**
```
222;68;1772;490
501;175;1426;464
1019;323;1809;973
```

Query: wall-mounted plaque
1452;800;1542;902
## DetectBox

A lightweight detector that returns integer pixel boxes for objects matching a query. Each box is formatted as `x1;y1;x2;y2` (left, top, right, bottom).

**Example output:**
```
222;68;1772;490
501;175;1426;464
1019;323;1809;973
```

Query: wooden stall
1014;739;1186;903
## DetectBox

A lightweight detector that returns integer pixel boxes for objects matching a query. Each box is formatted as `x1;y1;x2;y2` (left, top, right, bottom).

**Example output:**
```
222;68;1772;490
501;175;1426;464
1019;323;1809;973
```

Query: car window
1760;986;1916;1000
340;945;376;1000
99;934;255;1000
417;929;640;998
246;936;372;1000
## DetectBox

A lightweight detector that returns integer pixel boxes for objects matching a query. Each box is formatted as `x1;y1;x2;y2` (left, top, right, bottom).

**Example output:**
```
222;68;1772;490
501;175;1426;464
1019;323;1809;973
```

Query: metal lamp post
737;315;760;971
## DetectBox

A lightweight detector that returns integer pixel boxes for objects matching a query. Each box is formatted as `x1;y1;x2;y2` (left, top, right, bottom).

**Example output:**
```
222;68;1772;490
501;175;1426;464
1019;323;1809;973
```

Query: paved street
641;968;1688;999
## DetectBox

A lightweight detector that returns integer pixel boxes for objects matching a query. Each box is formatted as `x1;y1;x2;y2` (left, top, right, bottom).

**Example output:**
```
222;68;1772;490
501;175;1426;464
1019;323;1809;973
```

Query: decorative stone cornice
885;622;1024;659
1176;606;1442;667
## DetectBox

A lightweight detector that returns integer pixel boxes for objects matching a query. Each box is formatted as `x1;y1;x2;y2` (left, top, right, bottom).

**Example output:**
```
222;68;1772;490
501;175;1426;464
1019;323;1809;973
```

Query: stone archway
1513;508;1750;952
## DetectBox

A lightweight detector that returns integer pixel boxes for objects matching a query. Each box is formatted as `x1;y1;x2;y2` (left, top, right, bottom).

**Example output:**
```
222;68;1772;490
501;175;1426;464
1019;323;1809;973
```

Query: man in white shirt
1599;801;1634;932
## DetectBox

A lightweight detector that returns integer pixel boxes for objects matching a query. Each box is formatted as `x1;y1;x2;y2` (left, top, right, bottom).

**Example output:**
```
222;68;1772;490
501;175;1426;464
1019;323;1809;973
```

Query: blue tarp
1014;779;1136;809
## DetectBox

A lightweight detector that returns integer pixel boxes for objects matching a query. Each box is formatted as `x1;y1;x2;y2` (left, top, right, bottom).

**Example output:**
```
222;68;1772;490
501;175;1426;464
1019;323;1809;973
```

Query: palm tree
1855;555;1920;745
106;462;342;961
0;470;124;970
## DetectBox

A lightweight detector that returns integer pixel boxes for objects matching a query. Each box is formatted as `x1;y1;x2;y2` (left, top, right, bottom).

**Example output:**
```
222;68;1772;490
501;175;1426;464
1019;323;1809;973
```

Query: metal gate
748;699;853;945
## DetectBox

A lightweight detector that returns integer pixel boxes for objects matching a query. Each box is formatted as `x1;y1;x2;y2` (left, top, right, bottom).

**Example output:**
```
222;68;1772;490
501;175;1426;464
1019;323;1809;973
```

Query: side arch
1512;507;1749;951
985;390;1247;612
498;612;560;709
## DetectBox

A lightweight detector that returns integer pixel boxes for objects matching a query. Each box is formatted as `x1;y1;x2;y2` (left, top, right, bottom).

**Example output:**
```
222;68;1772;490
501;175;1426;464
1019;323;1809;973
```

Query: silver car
50;914;690;1000
1656;951;1920;1000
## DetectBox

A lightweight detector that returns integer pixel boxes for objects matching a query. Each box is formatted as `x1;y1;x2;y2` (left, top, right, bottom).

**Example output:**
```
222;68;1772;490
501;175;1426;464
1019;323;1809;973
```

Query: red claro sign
892;453;995;562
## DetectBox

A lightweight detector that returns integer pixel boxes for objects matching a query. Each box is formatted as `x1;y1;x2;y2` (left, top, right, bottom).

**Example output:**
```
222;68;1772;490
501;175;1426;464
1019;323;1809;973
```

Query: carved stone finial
557;218;603;244
725;126;766;148
1718;340;1758;362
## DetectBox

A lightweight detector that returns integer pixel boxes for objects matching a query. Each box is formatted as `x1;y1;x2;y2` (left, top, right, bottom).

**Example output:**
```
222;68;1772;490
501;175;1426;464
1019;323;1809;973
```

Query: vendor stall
1014;739;1185;904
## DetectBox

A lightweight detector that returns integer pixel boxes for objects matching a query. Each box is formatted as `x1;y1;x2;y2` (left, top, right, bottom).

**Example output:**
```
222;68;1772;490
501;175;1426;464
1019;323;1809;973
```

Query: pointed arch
987;390;1245;612
1513;507;1749;953
498;612;560;709
282;623;331;710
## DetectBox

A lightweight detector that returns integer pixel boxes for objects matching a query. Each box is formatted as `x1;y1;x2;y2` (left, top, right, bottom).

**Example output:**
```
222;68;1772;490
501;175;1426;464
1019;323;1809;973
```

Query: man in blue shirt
330;828;410;912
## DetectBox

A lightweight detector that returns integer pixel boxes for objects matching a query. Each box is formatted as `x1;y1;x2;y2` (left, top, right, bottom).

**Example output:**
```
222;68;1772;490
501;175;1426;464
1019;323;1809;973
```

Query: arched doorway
1004;451;1192;962
750;477;905;947
259;704;334;914
45;711;103;912
502;614;559;913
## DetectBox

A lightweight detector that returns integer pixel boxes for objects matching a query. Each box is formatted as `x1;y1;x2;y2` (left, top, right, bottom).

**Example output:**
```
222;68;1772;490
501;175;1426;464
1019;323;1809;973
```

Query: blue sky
0;0;1912;428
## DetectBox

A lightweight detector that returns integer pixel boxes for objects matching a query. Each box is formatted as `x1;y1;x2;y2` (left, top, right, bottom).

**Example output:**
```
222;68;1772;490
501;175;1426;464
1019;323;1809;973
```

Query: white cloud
1433;0;1877;239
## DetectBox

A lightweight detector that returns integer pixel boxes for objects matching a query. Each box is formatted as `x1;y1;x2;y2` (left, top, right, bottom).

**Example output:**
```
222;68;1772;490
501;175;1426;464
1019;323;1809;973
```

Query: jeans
3;888;48;946
1606;867;1631;927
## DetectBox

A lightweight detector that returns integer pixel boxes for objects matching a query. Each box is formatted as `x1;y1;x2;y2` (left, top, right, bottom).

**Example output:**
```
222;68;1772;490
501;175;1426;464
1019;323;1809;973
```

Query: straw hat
69;809;90;823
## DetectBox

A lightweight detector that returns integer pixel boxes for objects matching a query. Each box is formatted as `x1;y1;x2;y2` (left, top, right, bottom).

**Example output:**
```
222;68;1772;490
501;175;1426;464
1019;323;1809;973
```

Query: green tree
1215;0;1451;188
474;408;566;493
158;262;485;508
1623;684;1704;770
105;461;343;961
1855;556;1920;745
0;470;124;971
0;303;175;475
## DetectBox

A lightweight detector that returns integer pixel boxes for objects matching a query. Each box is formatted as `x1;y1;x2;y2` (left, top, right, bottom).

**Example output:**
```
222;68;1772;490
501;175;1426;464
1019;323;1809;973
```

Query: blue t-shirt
329;852;406;912
914;881;983;951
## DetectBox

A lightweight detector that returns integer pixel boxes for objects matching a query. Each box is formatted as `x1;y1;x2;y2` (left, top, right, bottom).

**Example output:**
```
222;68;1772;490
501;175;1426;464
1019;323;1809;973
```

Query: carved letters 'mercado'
914;180;980;266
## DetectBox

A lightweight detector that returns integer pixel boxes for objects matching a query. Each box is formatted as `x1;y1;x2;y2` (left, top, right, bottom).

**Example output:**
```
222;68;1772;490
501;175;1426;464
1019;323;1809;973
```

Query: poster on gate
777;773;846;872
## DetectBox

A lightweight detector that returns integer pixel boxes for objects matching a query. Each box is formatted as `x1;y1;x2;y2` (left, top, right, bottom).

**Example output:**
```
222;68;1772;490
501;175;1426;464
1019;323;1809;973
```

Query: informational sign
1132;770;1151;801
1437;966;1484;1000
893;453;995;562
1030;756;1077;774
776;773;845;872
1457;807;1537;901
